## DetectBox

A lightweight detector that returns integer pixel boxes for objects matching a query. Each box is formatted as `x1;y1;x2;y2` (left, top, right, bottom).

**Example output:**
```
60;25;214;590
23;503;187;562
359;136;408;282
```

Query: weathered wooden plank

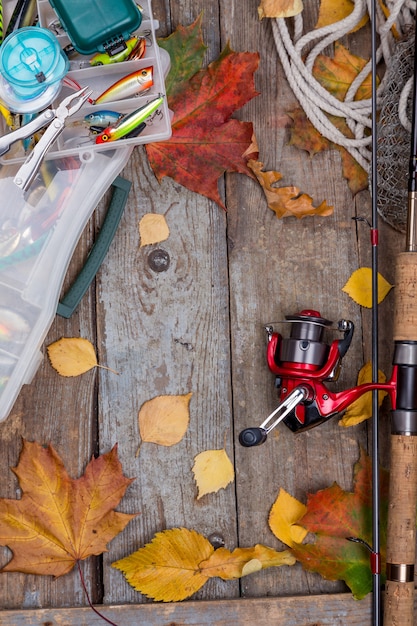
0;593;380;625
222;0;369;599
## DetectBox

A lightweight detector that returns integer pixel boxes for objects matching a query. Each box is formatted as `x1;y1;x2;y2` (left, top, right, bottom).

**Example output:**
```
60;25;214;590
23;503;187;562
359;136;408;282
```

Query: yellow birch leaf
269;488;308;547
342;267;393;308
112;528;214;602
138;393;192;446
248;160;333;219
315;0;368;33
192;448;234;499
139;213;170;247
258;0;303;19
199;544;296;579
47;337;98;377
339;362;387;427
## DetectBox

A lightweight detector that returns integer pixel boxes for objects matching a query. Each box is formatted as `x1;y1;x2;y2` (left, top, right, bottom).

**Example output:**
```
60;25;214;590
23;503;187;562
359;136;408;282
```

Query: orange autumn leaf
258;0;303;19
138;393;192;447
313;42;373;102
339;362;387;427
0;441;135;576
248;160;333;219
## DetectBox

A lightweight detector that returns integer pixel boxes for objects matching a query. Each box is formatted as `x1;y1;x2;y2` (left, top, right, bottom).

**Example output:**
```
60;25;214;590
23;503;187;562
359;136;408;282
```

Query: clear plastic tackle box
0;0;171;421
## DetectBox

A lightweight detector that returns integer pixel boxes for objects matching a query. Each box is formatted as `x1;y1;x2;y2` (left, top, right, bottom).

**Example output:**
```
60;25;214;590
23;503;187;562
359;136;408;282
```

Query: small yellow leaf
138;393;192;446
199;544;295;580
192;449;234;499
269;488;308;547
342;267;393;308
47;337;98;377
315;0;368;33
339;362;387;427
248;160;333;219
112;528;213;602
139;213;170;247
258;0;303;19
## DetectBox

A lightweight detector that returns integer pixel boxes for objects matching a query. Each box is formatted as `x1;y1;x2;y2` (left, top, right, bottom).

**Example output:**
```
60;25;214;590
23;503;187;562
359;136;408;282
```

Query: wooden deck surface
0;0;406;624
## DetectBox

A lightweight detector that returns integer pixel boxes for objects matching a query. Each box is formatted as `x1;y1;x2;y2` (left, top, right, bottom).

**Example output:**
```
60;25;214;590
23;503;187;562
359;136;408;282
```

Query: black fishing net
377;27;415;232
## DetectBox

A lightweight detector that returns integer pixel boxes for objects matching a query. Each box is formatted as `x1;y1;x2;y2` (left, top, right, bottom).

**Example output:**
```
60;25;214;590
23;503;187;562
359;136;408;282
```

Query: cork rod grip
384;251;417;624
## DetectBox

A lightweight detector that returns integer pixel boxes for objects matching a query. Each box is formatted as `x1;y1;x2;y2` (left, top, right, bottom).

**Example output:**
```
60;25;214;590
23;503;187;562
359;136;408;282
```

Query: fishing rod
383;9;417;625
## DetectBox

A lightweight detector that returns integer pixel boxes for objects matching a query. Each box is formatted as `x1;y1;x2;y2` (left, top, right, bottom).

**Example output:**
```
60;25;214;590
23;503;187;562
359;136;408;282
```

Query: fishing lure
94;66;153;104
89;37;143;66
95;94;163;144
84;110;123;131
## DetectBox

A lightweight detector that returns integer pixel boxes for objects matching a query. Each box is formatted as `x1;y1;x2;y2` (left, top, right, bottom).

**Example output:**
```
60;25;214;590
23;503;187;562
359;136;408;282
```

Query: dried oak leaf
258;0;303;19
291;449;389;599
138;393;192;446
199;544;295;579
139;213;170;247
112;527;214;601
0;440;135;576
248;160;333;218
192;448;235;499
146;29;260;209
47;337;103;377
269;488;308;547
339;362;387;427
342;267;393;308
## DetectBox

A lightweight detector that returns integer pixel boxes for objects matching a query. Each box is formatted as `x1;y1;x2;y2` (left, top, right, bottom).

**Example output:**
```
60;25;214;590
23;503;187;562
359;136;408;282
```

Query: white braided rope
272;0;416;170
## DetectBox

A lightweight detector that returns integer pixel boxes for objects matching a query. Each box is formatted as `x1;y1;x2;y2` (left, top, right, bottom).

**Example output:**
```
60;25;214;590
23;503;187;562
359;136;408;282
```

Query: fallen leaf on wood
313;42;373;102
138;393;192;447
112;527;214;601
248;160;333;218
268;488;308;547
315;0;368;33
258;0;303;19
339;362;387;427
147;17;260;209
291;449;389;599
139;214;170;247
342;267;393;308
0;441;135;576
199;543;295;579
157;14;207;101
112;527;295;601
47;337;113;377
192;448;234;499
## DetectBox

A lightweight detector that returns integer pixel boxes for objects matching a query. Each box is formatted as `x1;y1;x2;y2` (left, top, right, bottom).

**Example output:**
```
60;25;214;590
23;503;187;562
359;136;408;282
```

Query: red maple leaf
291;449;389;599
146;36;260;209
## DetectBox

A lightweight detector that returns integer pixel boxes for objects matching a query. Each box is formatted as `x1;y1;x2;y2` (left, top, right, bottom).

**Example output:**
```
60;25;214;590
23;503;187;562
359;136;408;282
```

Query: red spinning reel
239;309;398;447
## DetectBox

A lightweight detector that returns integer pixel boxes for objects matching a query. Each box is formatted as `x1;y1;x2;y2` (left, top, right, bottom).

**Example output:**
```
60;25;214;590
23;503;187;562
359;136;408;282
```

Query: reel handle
239;427;267;447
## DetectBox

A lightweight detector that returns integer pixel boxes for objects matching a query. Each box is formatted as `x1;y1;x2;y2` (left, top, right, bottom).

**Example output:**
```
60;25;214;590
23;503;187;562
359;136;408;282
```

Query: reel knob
239;427;267;447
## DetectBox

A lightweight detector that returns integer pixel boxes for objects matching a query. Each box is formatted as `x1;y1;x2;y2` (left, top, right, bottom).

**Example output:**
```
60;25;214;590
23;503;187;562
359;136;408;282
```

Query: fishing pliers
0;87;92;191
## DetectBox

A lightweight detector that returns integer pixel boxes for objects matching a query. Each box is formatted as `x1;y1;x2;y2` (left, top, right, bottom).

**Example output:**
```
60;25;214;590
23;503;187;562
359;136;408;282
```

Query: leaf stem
77;560;119;626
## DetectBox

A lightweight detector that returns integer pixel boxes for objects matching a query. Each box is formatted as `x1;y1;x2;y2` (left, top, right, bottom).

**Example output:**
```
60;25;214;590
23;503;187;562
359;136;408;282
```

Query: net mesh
377;27;415;232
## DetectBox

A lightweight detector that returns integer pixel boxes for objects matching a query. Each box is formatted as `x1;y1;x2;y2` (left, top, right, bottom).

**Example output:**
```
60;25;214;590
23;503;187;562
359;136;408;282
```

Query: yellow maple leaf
112;528;214;601
268;488;308;547
192;448;234;499
248;160;333;219
315;0;368;33
47;337;105;377
339;362;387;427
139;213;170;247
199;544;295;579
138;393;192;447
313;42;373;102
342;267;393;308
258;0;303;19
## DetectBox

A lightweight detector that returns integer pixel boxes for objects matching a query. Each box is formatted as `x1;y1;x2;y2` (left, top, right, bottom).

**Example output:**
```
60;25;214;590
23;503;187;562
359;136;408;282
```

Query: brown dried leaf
248;160;333;219
138;393;192;446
